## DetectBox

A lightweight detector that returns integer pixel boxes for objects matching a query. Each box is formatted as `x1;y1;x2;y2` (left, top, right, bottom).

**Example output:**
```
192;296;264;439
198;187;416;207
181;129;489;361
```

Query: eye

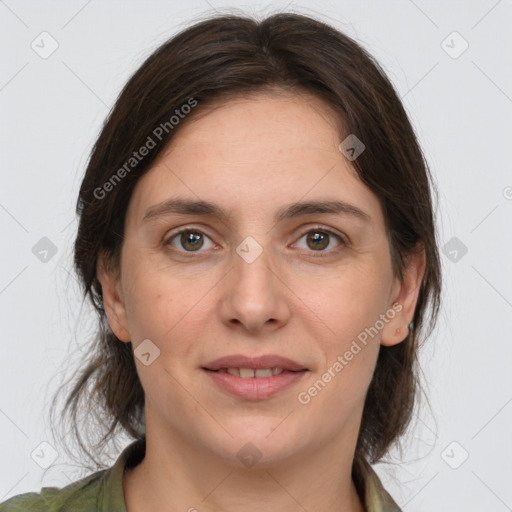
164;226;347;255
293;227;346;254
164;229;216;252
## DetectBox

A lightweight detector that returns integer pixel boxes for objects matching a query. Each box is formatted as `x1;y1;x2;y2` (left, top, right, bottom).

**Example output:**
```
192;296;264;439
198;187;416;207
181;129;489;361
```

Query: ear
381;243;426;347
96;252;131;342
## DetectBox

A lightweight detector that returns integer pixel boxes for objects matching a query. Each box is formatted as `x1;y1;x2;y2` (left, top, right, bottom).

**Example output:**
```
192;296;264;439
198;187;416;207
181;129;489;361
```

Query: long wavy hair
50;11;442;479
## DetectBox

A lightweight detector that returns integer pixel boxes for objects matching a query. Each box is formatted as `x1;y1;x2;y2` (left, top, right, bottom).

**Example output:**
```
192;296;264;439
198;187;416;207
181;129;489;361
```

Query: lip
203;354;307;372
203;368;308;400
202;354;308;400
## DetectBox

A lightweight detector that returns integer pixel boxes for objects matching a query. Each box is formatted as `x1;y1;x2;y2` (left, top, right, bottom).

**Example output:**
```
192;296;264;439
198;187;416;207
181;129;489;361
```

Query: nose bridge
219;234;290;332
234;235;275;293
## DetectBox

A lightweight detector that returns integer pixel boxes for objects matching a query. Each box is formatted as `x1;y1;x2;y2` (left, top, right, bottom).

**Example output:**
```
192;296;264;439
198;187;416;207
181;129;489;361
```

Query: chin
219;418;307;467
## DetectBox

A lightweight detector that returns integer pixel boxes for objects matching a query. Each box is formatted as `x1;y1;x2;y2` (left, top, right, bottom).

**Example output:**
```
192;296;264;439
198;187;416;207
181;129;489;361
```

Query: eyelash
163;225;348;257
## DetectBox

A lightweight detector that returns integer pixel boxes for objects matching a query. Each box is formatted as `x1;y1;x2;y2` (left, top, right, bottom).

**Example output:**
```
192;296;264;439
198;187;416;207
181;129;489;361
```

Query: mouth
203;367;304;378
203;354;308;373
202;367;309;401
202;354;309;400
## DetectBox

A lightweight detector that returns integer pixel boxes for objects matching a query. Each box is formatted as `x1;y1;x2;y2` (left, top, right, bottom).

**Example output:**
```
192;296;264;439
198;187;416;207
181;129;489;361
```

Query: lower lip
203;369;307;400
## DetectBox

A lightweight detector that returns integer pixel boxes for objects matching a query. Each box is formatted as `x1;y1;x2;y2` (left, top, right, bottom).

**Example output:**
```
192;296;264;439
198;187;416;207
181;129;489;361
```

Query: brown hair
51;11;442;475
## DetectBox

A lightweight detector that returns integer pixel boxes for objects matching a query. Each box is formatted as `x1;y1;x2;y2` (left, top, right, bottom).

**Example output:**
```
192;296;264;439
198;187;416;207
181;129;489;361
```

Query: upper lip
203;354;307;371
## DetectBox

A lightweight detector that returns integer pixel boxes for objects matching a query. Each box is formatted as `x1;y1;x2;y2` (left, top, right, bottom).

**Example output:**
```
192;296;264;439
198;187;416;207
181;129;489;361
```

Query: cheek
293;260;392;345
290;261;388;407
121;266;203;394
303;349;378;437
121;258;201;346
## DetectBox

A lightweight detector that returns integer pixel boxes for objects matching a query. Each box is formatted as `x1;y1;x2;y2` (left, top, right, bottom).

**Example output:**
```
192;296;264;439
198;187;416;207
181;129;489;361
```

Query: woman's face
100;90;422;466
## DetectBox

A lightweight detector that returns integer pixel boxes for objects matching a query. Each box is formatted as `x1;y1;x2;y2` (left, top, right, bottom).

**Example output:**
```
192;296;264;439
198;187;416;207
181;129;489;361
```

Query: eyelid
163;224;349;254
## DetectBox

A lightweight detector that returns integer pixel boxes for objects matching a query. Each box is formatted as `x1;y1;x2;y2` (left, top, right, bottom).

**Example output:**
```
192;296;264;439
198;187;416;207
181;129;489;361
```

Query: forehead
167;90;345;162
126;91;384;231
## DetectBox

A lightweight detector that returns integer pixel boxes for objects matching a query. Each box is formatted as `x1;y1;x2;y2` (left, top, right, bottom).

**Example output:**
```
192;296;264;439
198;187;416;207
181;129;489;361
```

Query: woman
0;11;441;512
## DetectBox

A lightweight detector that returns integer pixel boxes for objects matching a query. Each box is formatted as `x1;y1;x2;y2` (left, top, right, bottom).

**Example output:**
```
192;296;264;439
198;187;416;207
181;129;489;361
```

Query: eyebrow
142;198;371;224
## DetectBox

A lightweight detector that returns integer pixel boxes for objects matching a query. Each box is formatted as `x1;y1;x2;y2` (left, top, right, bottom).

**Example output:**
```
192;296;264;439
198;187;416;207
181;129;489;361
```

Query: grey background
1;1;511;510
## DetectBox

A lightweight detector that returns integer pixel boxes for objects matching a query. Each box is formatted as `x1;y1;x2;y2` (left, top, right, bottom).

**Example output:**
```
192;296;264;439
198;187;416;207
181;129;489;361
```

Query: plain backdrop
1;1;511;510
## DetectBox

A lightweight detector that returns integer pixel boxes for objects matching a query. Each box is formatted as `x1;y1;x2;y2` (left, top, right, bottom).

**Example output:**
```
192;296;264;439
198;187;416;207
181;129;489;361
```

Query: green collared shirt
0;440;402;511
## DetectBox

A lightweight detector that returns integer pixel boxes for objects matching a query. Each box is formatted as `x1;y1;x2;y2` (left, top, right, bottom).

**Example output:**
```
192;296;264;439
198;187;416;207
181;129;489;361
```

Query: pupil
182;232;203;251
308;232;328;250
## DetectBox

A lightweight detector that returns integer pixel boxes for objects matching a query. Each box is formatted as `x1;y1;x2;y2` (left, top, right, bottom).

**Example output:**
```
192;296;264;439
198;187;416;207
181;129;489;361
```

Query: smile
214;367;285;377
203;368;308;400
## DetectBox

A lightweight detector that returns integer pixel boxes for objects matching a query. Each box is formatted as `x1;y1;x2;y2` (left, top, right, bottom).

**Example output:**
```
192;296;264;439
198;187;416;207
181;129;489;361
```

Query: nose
218;240;291;335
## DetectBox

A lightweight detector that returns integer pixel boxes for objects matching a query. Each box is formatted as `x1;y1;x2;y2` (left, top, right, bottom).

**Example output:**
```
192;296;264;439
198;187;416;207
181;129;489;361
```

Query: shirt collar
99;438;145;511
354;456;403;512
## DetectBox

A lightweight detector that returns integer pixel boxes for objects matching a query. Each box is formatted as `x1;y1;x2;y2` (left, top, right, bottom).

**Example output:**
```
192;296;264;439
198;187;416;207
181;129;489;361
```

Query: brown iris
180;231;204;251
306;231;329;251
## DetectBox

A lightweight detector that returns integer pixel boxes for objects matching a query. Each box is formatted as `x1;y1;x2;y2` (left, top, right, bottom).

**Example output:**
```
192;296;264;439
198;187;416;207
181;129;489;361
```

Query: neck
123;413;365;512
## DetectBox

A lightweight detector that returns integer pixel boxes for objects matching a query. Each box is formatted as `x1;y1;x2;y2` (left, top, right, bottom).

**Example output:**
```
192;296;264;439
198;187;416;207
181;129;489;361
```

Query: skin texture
98;90;425;512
